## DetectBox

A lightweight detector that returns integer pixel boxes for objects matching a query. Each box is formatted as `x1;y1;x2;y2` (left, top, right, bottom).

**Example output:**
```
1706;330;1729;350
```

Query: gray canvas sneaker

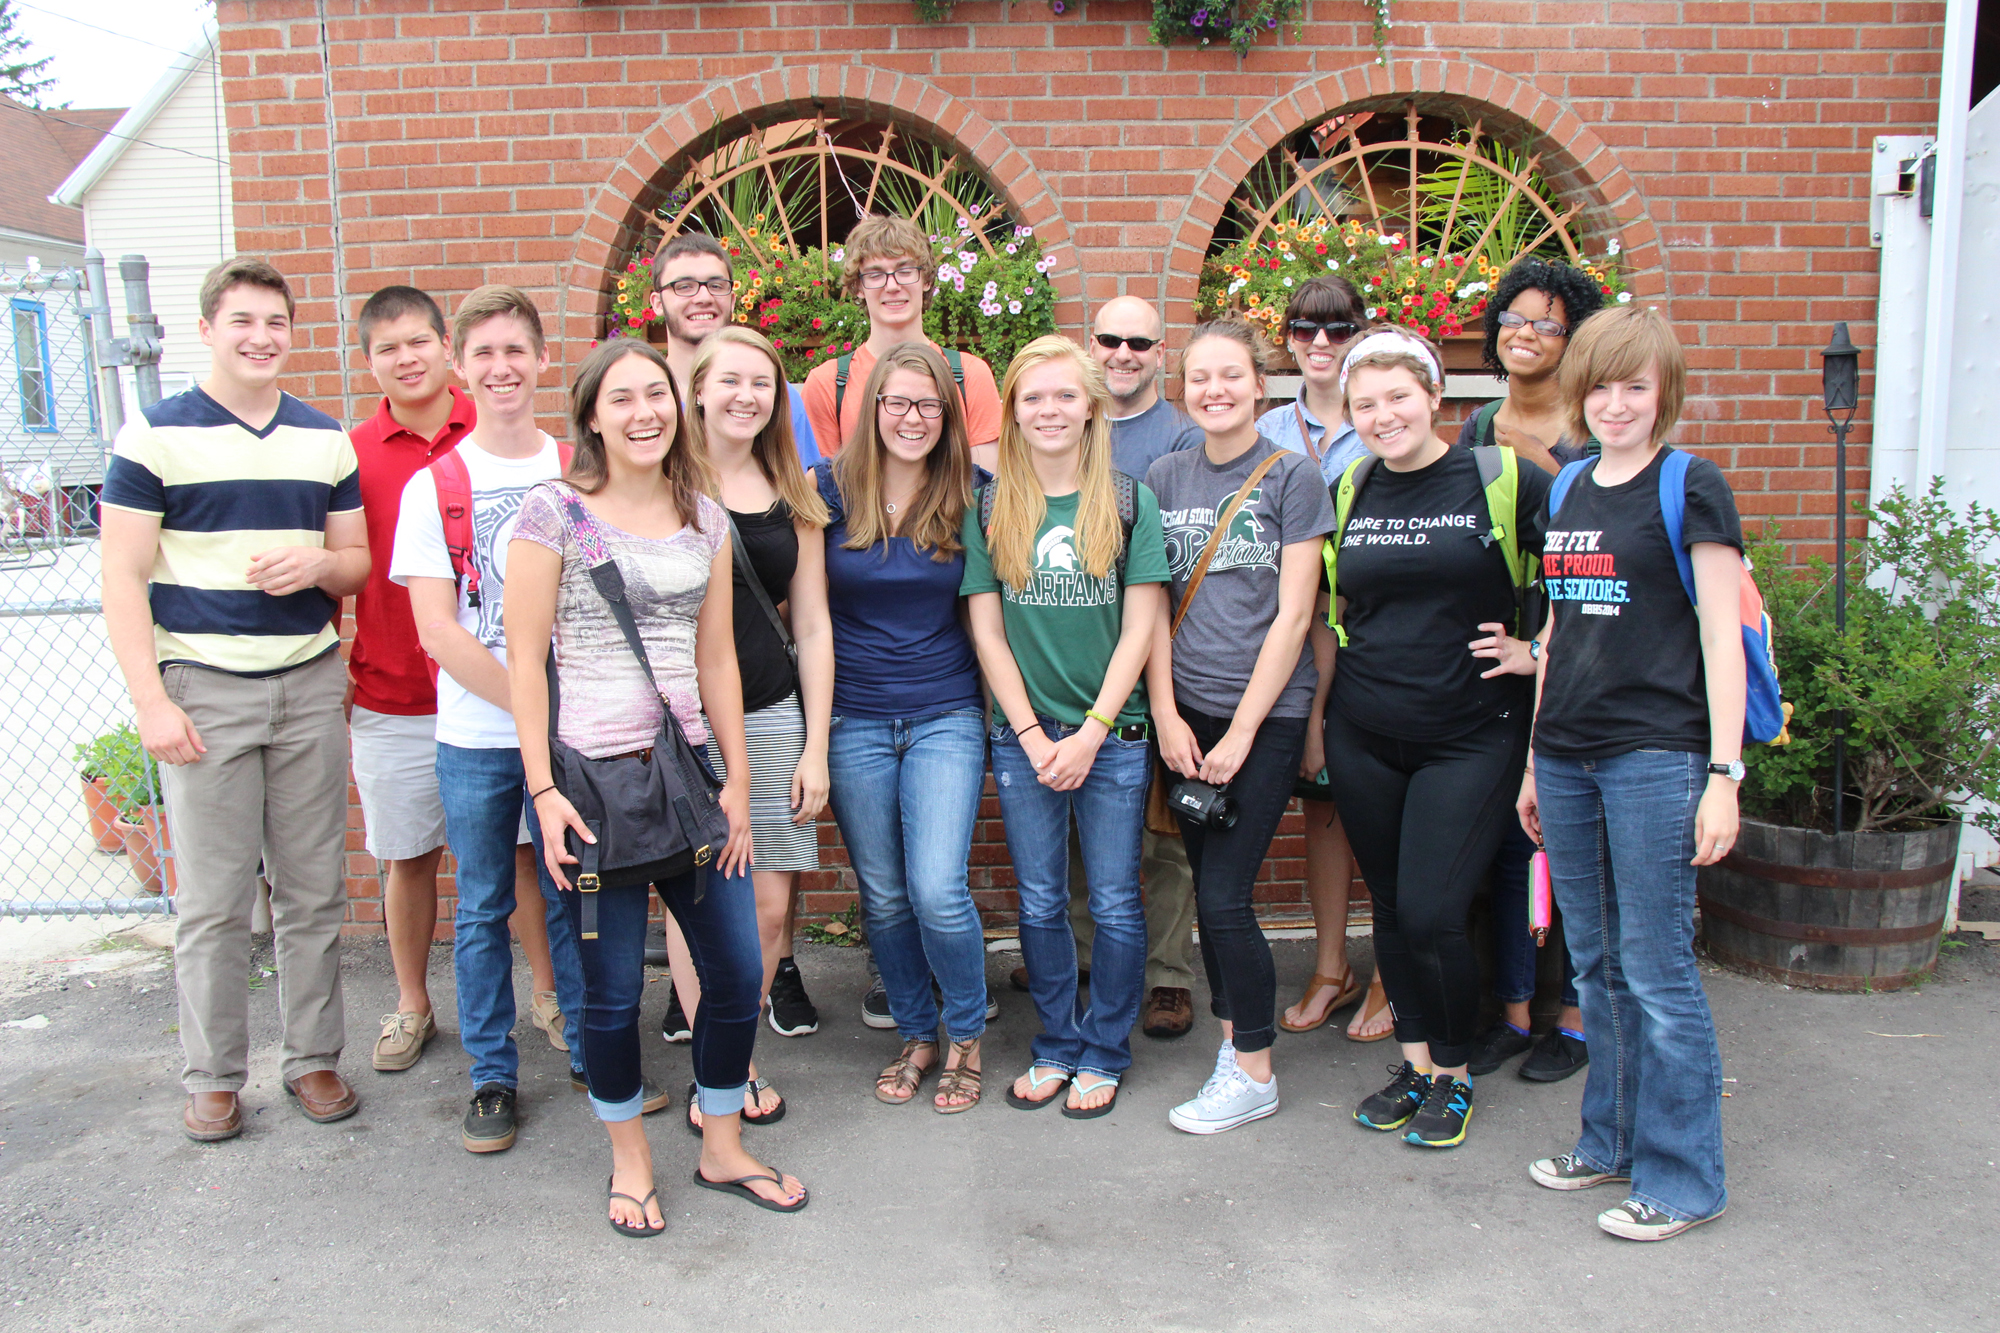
1168;1060;1278;1134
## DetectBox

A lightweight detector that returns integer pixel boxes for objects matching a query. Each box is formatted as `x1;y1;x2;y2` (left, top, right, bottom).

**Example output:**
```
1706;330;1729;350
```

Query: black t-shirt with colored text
1332;446;1550;742
1533;447;1744;759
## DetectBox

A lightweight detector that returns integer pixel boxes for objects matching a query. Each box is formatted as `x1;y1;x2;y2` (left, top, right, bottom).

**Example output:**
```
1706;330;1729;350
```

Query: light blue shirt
1256;397;1366;489
787;384;822;470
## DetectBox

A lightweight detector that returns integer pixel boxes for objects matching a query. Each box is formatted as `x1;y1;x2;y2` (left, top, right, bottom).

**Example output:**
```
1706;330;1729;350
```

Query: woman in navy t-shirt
816;341;992;1114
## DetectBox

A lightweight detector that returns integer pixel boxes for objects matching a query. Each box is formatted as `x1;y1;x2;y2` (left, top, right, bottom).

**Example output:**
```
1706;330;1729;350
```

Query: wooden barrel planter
1697;818;1959;992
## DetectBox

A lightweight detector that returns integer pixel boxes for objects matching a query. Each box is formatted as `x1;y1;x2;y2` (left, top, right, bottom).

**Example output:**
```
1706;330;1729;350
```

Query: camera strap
1170;449;1285;639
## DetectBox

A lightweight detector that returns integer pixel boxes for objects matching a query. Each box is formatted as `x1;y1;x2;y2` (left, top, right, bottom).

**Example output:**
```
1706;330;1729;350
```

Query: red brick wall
221;0;1942;931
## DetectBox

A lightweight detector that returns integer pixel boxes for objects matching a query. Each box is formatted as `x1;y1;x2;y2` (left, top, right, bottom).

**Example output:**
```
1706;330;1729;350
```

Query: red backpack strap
557;440;574;472
428;450;479;607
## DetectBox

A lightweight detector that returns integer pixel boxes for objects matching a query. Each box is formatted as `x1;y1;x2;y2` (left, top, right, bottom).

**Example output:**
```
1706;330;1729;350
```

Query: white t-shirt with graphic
389;434;565;748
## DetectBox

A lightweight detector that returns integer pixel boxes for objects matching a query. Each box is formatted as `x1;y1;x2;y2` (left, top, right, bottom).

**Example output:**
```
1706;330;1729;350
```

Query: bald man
1017;298;1203;1039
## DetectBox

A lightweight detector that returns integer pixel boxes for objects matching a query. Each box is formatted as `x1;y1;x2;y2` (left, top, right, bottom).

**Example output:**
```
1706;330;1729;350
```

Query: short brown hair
1558;303;1686;448
838;215;936;304
653;232;732;290
452;285;545;358
199;257;294;324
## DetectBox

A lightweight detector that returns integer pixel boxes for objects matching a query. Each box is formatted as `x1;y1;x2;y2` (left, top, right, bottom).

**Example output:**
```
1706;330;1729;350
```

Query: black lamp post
1820;322;1860;833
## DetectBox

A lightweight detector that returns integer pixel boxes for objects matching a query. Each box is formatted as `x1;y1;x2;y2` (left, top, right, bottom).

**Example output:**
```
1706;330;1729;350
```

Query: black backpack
978;470;1137;580
834;346;966;419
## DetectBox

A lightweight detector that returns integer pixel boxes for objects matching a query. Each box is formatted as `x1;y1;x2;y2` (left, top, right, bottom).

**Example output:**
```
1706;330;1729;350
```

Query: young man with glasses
1255;276;1369;486
800;214;1002;467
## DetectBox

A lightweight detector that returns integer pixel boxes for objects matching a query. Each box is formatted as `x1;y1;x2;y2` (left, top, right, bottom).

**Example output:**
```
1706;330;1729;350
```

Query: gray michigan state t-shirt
1146;436;1336;719
1110;397;1204;483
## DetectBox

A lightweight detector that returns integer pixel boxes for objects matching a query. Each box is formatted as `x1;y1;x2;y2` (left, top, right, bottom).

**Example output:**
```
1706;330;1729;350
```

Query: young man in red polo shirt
799;213;1002;467
346;286;570;1072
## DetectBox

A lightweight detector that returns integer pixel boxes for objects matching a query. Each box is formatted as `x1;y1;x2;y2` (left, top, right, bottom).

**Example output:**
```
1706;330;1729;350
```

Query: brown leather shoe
1141;986;1194;1039
285;1069;360;1124
183;1091;243;1142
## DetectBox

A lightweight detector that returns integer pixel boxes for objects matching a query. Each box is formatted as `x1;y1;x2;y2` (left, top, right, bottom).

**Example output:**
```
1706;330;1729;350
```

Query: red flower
1316;242;1328;255
729;247;740;256
774;339;785;348
842;341;852;350
626;263;637;273
1453;256;1466;267
811;318;823;330
1602;285;1613;294
626;316;641;327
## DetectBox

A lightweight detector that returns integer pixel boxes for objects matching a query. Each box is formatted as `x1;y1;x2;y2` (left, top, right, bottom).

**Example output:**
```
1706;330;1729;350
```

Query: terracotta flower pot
115;816;161;895
81;776;123;852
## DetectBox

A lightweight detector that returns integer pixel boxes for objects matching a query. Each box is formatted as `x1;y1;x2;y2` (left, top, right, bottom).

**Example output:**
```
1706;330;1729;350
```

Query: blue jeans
991;718;1150;1080
1491;821;1579;1009
1535;747;1727;1221
436;742;585;1091
826;709;989;1043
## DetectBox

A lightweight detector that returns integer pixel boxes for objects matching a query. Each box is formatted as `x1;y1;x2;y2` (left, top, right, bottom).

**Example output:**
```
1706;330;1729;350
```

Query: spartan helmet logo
1221;485;1267;542
1036;524;1079;572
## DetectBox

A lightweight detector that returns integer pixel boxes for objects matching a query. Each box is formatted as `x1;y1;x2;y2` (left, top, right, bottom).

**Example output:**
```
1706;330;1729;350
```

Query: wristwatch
1527;639;1541;661
1706;760;1745;782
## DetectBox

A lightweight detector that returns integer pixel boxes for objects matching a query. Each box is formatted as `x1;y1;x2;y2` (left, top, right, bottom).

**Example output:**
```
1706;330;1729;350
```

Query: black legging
1178;706;1308;1056
1324;706;1528;1068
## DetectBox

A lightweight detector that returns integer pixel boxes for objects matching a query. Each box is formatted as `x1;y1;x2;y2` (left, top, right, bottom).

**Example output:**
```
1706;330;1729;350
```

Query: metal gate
1;255;173;917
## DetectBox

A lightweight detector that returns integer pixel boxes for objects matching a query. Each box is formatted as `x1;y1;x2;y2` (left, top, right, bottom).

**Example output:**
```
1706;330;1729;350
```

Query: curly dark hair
1480;259;1605;379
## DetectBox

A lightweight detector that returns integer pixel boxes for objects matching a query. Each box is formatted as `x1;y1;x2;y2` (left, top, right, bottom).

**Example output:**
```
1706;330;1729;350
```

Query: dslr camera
1167;777;1237;829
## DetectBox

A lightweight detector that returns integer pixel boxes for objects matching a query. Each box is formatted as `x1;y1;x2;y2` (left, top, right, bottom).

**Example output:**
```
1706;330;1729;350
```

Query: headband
1339;331;1443;394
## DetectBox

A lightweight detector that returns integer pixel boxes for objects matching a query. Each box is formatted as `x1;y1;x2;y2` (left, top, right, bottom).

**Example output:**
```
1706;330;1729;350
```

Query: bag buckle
694;845;712;867
577;873;600;892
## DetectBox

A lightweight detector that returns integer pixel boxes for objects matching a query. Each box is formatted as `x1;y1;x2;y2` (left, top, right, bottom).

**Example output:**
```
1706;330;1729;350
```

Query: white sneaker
1168;1061;1278;1134
1201;1039;1236;1093
1597;1198;1725;1241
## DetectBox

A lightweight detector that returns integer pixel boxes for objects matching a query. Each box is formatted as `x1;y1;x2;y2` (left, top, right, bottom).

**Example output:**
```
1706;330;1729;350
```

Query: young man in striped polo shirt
101;257;370;1143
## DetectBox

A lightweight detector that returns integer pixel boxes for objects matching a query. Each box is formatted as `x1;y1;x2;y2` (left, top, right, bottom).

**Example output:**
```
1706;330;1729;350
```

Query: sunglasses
1495;310;1569;338
1287;319;1360;344
1093;333;1159;353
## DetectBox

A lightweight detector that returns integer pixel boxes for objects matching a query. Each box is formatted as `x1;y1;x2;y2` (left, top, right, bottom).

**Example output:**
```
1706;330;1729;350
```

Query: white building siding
78;50;230;390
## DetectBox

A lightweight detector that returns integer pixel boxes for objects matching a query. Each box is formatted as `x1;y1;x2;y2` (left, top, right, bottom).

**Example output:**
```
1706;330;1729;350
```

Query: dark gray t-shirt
1147;436;1337;719
1110;397;1203;483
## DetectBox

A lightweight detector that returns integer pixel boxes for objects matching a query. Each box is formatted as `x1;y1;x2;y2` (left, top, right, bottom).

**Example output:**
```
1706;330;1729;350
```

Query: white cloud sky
12;0;214;111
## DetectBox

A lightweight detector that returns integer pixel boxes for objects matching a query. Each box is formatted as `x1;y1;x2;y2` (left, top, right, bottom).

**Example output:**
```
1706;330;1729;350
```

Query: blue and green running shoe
1404;1074;1474;1148
1354;1061;1432;1131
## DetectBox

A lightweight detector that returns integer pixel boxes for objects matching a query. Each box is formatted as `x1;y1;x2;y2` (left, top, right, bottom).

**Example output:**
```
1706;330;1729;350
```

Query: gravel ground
0;926;1993;1331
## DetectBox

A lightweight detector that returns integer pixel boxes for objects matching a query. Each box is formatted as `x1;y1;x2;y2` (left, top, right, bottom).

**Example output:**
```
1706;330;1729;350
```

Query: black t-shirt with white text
1533;447;1744;759
1332;446;1550;742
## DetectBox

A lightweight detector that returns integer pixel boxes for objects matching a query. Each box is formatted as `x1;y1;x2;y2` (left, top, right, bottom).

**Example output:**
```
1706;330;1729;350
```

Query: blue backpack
1549;450;1789;746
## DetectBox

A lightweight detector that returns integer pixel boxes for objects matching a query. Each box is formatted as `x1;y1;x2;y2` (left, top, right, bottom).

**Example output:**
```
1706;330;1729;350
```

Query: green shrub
73;722;157;819
1743;479;2000;834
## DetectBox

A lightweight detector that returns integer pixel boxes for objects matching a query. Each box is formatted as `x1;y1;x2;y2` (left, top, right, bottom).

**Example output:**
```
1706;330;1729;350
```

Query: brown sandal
1345;973;1395;1043
875;1040;937;1104
1279;970;1363;1033
933;1038;982;1114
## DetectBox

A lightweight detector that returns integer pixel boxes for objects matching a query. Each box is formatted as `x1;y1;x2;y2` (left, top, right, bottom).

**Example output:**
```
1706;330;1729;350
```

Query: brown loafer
285;1069;360;1124
1141;986;1194;1039
183;1091;243;1142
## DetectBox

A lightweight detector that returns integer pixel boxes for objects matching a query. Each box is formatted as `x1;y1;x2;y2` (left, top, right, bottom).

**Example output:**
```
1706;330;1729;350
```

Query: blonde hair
829;341;973;561
1339;322;1445;410
838;215;937;305
453;284;546;357
686;326;830;528
1558;304;1687;448
1181;319;1272;417
989;336;1122;589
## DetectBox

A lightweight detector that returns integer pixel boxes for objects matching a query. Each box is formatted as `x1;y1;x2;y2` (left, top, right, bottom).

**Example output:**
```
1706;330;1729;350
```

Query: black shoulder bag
724;508;797;690
545;487;730;939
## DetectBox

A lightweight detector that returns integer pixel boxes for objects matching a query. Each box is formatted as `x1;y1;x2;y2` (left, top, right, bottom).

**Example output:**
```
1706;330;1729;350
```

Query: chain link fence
1;257;173;917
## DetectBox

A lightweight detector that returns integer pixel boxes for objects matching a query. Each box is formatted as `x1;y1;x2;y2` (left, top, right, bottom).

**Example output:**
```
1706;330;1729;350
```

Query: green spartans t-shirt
959;483;1172;728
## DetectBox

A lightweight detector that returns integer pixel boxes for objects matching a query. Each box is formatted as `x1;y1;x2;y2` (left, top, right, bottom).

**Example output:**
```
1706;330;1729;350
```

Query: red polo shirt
347;387;476;715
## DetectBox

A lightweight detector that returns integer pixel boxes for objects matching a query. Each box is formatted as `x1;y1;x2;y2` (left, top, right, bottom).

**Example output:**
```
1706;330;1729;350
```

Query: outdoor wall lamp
1819;322;1860;833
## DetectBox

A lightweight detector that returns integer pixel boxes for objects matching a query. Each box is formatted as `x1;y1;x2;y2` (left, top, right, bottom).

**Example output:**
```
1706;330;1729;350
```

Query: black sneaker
569;1070;672;1114
1354;1061;1432;1132
861;978;896;1029
767;958;819;1037
1520;1028;1589;1082
660;986;691;1043
462;1083;517;1153
1404;1075;1474;1148
1467;1021;1535;1076
935;980;998;1022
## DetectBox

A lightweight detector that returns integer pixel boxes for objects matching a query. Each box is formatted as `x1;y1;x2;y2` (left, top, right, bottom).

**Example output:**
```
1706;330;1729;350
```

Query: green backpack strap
944;346;965;392
1471;399;1501;449
1321;455;1375;646
1471;444;1536;633
834;351;853;422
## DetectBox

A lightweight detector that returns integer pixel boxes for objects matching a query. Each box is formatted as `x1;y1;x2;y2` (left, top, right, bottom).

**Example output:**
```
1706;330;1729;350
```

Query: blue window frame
11;298;56;434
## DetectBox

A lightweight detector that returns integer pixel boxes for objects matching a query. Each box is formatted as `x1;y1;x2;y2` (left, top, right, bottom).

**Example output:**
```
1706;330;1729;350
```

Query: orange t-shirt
801;339;1002;457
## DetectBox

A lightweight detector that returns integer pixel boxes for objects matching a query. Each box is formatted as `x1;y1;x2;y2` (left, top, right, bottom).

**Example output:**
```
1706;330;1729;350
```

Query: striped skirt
707;692;820;872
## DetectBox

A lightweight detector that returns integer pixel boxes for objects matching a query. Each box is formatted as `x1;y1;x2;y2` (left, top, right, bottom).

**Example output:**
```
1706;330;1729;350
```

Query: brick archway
1162;59;1663;333
557;65;1084;364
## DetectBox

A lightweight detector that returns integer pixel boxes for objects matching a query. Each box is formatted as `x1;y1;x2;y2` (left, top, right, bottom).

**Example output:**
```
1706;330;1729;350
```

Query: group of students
102;210;1743;1243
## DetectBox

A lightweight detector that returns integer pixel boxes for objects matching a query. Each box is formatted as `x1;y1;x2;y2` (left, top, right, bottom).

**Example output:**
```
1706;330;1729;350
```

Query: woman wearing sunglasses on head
816;341;994;1114
1253;275;1381;1044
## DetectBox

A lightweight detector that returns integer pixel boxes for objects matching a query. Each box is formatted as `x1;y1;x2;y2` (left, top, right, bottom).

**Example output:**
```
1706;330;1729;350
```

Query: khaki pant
1067;827;1198;991
160;651;350;1093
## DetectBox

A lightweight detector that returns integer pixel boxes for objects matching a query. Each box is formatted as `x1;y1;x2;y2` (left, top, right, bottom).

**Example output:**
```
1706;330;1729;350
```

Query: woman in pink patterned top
507;339;808;1234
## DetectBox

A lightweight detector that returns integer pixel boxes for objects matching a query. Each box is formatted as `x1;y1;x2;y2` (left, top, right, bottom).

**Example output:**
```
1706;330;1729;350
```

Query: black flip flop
1004;1067;1071;1111
688;1078;788;1136
742;1075;786;1127
692;1168;809;1213
606;1175;666;1238
1061;1075;1121;1120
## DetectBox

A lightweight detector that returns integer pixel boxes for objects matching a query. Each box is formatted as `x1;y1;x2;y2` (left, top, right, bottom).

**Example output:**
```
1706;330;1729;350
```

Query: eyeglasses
858;265;924;290
1495;309;1569;338
661;276;732;298
1287;320;1360;345
877;394;946;420
1093;333;1160;353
